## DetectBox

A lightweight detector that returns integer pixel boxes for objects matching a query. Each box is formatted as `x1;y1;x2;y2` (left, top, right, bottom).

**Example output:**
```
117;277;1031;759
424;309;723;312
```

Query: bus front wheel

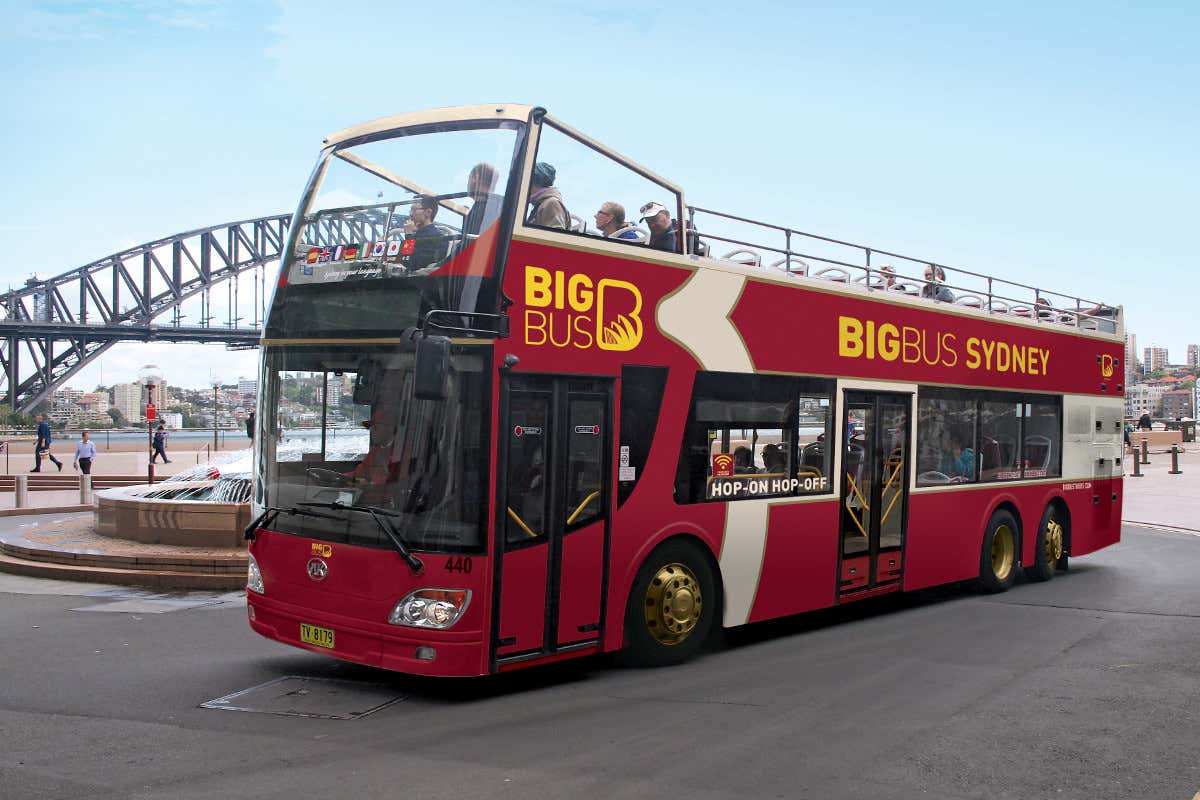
621;539;717;667
978;509;1019;593
1026;505;1065;582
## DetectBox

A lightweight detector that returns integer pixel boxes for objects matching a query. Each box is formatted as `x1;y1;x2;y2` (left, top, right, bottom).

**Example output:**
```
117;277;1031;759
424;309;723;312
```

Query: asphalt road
2;525;1198;800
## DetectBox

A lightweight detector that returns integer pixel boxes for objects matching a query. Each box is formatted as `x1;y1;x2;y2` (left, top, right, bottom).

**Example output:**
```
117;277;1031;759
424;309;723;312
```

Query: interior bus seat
1024;434;1052;471
625;226;650;243
815;267;850;283
721;249;762;268
979;436;1002;471
769;257;809;276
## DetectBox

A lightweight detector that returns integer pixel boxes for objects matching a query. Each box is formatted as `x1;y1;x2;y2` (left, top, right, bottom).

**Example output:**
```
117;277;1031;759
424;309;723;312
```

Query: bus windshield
266;120;522;339
257;344;490;553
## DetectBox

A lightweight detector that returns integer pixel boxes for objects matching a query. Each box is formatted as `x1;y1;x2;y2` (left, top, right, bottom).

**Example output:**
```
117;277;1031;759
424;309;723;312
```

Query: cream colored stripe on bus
657;270;753;372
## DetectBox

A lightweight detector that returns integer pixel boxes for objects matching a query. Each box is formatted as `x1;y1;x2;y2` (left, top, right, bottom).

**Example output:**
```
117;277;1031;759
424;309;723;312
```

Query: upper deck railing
685;206;1120;336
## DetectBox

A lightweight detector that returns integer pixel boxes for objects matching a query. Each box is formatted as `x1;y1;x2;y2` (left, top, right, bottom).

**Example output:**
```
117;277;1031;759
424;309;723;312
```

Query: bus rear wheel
1026;505;1065;582
621;539;716;667
978;509;1019;593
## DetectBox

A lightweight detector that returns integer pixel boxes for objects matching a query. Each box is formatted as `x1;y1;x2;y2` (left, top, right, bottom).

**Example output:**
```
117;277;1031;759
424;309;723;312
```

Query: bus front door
838;391;911;599
495;376;612;666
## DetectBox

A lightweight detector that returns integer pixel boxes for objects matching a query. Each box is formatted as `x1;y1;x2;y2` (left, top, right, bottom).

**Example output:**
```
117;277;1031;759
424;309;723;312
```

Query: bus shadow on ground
250;569;1094;706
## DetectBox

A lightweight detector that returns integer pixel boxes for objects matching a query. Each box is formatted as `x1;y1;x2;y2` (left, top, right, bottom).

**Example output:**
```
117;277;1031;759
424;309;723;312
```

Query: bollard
1169;444;1182;475
79;474;93;504
14;474;28;507
1130;452;1142;478
1140;438;1149;465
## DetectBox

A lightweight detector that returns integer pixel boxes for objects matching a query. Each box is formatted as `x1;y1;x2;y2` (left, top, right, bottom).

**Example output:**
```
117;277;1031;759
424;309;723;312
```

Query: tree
107;408;129;428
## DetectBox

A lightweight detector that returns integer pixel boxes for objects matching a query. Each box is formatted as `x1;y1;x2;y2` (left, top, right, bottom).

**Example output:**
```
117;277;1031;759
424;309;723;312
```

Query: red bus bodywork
248;108;1123;676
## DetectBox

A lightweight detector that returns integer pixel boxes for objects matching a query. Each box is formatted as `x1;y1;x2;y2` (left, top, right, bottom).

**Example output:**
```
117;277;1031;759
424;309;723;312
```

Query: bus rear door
494;375;612;666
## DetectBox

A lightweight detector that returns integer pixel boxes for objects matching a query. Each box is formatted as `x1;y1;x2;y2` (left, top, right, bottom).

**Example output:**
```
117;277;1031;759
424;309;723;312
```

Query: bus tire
621;539;716;667
978;509;1019;594
1026;505;1065;582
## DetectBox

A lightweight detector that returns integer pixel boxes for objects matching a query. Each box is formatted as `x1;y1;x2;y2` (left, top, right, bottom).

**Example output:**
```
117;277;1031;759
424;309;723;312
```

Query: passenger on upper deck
921;264;955;303
594;202;640;241
526;162;570;230
640;201;677;252
404;195;449;271
464;162;503;237
879;264;897;289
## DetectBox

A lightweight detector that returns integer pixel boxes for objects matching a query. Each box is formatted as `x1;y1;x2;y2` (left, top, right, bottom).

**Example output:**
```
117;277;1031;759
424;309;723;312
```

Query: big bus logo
1100;353;1114;378
523;266;643;351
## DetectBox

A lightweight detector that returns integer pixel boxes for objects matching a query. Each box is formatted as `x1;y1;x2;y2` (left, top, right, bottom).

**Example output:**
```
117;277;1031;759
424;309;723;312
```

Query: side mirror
414;335;450;400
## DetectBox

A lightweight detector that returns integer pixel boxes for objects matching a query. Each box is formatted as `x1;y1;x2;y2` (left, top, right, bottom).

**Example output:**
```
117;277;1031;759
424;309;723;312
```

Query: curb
1124;521;1200;536
0;504;94;517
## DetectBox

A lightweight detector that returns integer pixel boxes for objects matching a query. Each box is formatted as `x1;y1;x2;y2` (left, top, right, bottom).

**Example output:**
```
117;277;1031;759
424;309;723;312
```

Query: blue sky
2;0;1197;388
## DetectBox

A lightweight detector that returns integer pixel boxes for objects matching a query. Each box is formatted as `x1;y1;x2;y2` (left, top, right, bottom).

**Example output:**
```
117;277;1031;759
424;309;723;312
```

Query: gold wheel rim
1044;518;1064;565
644;562;702;646
991;524;1015;581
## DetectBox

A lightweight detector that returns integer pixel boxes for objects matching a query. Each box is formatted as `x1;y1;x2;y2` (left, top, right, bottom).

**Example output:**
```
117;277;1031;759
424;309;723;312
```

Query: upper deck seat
1011;306;1033;318
955;294;985;309
569;214;586;234
854;273;888;289
988;300;1010;314
888;282;920;296
769;257;809;276
815;267;849;283
721;249;762;268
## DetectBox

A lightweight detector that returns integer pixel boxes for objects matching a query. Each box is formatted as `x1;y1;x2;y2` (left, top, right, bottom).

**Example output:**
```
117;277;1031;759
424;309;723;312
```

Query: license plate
299;623;335;649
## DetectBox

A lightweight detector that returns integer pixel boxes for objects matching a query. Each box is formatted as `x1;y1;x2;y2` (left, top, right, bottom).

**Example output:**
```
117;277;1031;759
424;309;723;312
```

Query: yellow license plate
299;623;335;649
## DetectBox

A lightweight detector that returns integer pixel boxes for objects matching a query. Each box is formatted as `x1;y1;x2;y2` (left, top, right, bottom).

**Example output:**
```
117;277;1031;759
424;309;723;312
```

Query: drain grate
200;676;405;720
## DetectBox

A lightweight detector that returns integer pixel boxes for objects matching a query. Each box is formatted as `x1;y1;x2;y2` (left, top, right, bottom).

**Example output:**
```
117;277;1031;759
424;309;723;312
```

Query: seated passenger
526;162;570;230
921;264;955;302
404;195;449;271
733;445;754;474
640;201;677;252
761;443;786;474
939;432;975;481
594;202;640;240
464;162;503;236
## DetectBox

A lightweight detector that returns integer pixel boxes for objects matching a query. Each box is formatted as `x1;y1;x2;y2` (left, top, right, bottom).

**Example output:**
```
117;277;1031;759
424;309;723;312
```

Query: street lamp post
145;382;155;485
212;380;220;453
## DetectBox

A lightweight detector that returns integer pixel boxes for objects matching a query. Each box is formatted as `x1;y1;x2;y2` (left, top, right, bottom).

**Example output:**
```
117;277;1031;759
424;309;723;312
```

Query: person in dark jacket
151;423;170;463
1137;413;1153;431
921;264;955;302
31;414;62;472
402;195;450;272
245;410;255;440
526;162;569;229
640;201;677;252
463;163;503;237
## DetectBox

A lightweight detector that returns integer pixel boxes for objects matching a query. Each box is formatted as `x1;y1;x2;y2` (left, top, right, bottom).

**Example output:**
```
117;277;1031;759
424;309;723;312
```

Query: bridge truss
2;214;291;413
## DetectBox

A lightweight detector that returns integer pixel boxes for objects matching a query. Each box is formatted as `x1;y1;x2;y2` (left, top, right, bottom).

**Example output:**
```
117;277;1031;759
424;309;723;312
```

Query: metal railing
686;205;1120;334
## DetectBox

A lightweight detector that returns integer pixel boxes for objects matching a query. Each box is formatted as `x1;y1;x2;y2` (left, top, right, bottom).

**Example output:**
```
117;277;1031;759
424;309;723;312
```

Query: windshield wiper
244;505;344;541
296;501;424;575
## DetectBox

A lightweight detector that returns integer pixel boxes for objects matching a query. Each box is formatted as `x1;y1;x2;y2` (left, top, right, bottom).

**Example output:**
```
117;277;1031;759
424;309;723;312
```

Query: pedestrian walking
73;431;97;474
31;414;63;472
245;410;255;440
151;423;171;463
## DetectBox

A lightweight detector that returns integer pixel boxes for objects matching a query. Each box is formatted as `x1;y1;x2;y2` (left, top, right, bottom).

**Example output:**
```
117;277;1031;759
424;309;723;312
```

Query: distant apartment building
1143;346;1168;374
113;382;143;422
1125;383;1167;419
1161;389;1193;420
1188;344;1199;368
161;412;184;429
48;387;85;423
238;376;258;399
1125;333;1139;384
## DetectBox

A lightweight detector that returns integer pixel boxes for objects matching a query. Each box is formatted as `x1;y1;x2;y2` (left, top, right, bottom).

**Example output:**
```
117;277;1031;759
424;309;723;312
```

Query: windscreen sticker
574;425;600;435
514;426;542;437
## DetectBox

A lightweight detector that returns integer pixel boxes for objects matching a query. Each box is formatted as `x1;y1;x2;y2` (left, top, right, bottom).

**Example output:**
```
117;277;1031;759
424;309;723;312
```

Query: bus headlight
388;589;471;629
247;553;265;594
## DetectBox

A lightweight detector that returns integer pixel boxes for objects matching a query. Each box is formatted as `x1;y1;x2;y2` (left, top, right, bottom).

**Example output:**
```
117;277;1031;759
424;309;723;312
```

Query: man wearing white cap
639;201;676;252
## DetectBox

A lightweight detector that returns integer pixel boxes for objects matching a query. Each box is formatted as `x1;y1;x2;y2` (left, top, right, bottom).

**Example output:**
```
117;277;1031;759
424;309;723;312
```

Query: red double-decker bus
245;104;1125;675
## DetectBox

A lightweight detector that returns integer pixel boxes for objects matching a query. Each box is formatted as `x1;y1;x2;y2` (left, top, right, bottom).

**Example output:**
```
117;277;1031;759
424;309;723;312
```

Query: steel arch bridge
2;214;291;413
